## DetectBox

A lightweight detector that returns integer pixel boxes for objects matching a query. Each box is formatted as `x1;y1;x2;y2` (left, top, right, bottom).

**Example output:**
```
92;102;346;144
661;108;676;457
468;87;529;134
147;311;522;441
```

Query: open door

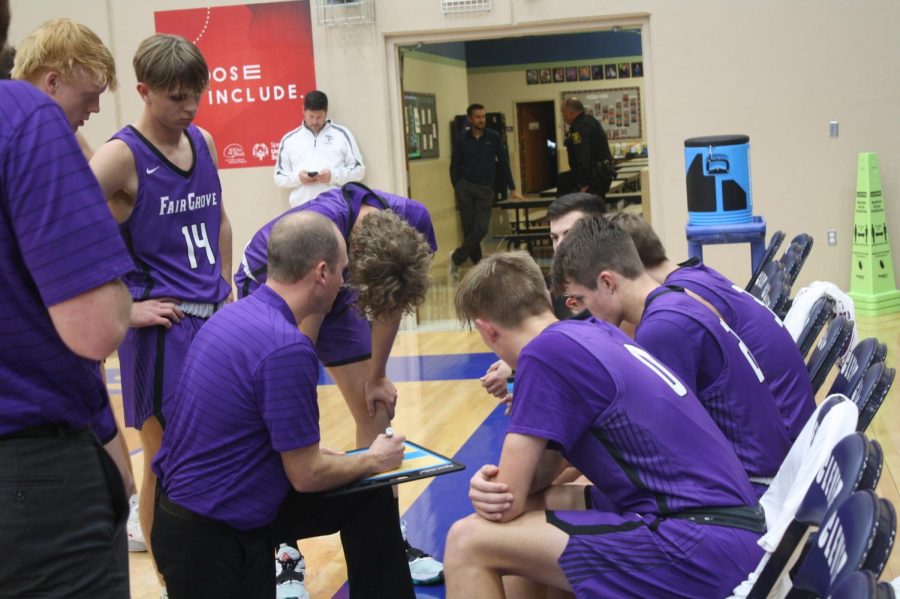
516;101;557;194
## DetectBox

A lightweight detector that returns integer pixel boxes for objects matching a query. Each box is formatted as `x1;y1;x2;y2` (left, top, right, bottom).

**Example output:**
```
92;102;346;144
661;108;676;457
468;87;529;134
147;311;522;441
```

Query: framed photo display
562;87;642;141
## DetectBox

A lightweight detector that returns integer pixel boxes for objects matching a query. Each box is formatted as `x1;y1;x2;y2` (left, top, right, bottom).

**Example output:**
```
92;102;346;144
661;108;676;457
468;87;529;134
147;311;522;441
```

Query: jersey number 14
181;223;216;269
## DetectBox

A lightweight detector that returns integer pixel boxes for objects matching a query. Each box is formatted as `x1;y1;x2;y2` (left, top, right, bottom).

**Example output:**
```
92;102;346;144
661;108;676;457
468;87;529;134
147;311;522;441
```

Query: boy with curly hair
235;182;443;586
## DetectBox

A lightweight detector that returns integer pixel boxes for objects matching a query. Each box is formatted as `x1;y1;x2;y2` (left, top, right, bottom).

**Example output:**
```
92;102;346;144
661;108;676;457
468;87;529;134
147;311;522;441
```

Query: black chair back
746;229;785;291
853;363;896;432
829;338;883;398
787;491;886;598
796;296;836;359
828;570;897;599
807;316;855;394
747;433;871;599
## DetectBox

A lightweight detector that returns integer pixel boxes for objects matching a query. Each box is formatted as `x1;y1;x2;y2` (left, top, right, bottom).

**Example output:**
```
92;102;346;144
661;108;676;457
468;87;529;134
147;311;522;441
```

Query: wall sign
154;1;316;169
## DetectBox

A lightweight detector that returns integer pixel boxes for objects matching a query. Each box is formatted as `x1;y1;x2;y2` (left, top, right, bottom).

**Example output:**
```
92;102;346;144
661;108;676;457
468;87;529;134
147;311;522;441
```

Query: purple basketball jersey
114;125;229;303
510;319;758;515
636;287;792;480
235;186;437;298
666;262;815;439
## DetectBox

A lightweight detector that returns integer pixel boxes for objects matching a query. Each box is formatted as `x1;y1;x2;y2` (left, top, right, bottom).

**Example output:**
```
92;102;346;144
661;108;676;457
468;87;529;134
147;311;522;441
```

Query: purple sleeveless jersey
636;287;792;481
666;262;815;439
511;319;757;515
235;186;437;298
114;125;229;303
511;318;765;598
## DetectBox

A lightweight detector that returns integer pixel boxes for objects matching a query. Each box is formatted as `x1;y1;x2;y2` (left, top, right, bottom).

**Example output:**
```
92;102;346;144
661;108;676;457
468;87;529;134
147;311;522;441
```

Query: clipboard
325;440;465;496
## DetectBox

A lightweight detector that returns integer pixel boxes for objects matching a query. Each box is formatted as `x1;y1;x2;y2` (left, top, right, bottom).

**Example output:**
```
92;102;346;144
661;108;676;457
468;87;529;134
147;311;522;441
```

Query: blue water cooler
684;134;753;225
684;134;766;273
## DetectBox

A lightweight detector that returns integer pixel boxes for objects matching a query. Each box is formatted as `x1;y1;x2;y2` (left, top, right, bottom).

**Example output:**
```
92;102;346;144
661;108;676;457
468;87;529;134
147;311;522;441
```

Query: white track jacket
274;120;365;207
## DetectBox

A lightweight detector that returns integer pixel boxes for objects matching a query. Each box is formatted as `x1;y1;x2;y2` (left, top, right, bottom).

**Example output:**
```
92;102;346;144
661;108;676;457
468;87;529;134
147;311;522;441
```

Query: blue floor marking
318;353;498;385
333;402;508;598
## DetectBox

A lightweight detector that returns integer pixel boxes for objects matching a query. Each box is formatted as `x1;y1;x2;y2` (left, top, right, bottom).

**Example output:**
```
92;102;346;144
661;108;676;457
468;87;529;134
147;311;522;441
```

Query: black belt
157;488;220;525
663;504;767;534
0;423;89;441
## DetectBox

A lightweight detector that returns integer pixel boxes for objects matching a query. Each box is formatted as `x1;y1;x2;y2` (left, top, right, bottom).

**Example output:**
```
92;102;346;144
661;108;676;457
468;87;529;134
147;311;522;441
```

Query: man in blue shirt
449;103;523;277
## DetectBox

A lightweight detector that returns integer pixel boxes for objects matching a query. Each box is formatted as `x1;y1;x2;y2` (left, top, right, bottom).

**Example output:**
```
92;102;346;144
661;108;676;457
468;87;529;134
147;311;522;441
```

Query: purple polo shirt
510;319;757;515
0;81;133;438
153;284;320;530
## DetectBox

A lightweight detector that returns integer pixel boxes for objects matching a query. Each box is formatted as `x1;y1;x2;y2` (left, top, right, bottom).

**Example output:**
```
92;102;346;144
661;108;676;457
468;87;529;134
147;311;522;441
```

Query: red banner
154;1;315;169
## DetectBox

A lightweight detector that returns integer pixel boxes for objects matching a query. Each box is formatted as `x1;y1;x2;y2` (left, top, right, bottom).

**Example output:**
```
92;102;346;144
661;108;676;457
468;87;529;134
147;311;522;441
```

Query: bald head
267;212;343;284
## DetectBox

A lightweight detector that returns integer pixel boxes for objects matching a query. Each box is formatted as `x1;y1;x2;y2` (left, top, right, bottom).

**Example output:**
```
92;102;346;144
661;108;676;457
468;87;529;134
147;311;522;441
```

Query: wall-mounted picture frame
618;63;631;78
526;69;539;85
566;66;578;82
562;87;642;141
403;91;439;160
605;64;618;79
553;67;565;82
579;65;591;81
539;68;552;83
631;62;644;77
591;65;604;80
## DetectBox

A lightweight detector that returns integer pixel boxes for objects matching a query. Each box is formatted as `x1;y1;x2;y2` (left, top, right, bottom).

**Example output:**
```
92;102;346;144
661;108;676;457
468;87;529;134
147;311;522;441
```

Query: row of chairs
734;396;896;598
746;230;895;432
747;231;814;317
737;230;897;595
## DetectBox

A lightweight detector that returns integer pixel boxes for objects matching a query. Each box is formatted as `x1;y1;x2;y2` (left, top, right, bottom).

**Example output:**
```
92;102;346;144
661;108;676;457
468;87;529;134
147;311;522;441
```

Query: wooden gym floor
115;265;900;598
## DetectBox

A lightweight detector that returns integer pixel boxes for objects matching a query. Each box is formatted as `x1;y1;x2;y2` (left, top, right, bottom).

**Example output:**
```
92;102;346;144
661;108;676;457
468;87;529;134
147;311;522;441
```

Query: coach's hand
368;431;406;473
365;376;398;419
469;465;514;521
130;298;184;329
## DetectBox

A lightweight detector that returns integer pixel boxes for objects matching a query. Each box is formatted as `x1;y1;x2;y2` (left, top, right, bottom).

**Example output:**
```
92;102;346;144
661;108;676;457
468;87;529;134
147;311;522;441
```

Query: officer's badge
571;132;582;144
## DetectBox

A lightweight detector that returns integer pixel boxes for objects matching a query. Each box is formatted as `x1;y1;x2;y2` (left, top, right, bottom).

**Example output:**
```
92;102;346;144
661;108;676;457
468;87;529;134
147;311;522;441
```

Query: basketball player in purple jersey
553;216;791;494
12;16;148;549
0;1;134;593
236;182;442;584
90;34;232;591
446;252;763;598
608;212;815;439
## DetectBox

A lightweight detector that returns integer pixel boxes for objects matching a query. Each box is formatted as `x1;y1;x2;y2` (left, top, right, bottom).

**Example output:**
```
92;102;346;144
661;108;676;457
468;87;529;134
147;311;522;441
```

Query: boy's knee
445;514;486;561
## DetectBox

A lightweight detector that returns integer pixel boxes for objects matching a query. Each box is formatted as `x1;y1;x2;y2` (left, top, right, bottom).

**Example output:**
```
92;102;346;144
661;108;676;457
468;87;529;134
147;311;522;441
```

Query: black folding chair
785;490;896;598
828;337;884;398
828;570;897;599
807;316;855;394
746;229;785;291
790;233;815;262
780;246;804;287
747;433;876;598
862;435;885;491
852;362;896;433
795;296;836;359
749;260;792;318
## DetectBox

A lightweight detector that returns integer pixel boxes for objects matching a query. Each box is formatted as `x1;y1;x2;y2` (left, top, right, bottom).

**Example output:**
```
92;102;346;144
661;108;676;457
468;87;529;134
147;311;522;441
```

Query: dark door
516;101;557;193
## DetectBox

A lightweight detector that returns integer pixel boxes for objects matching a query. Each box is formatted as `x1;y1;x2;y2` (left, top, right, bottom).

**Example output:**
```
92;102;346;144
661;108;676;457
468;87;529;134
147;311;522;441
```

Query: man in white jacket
274;90;365;207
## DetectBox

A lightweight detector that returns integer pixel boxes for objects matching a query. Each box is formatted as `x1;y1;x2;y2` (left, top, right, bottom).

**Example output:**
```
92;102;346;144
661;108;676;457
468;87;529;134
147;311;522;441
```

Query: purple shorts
548;509;762;599
316;286;371;367
118;315;207;429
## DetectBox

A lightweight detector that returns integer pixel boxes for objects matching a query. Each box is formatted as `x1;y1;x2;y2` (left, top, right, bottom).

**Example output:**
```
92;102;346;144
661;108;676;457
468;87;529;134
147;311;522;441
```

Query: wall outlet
829;121;839;137
827;229;838;246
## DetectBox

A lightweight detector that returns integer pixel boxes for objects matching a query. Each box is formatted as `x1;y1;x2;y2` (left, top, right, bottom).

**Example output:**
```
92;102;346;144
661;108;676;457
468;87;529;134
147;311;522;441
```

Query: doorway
516;101;557;194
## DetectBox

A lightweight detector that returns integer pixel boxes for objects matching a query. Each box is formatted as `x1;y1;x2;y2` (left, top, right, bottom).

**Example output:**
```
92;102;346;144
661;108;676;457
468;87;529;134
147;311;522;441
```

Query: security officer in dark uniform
558;97;614;199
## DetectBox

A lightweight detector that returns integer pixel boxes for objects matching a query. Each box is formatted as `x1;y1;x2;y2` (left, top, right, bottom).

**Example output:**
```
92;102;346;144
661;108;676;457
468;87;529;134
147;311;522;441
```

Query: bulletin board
562;87;642;141
403;92;439;160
